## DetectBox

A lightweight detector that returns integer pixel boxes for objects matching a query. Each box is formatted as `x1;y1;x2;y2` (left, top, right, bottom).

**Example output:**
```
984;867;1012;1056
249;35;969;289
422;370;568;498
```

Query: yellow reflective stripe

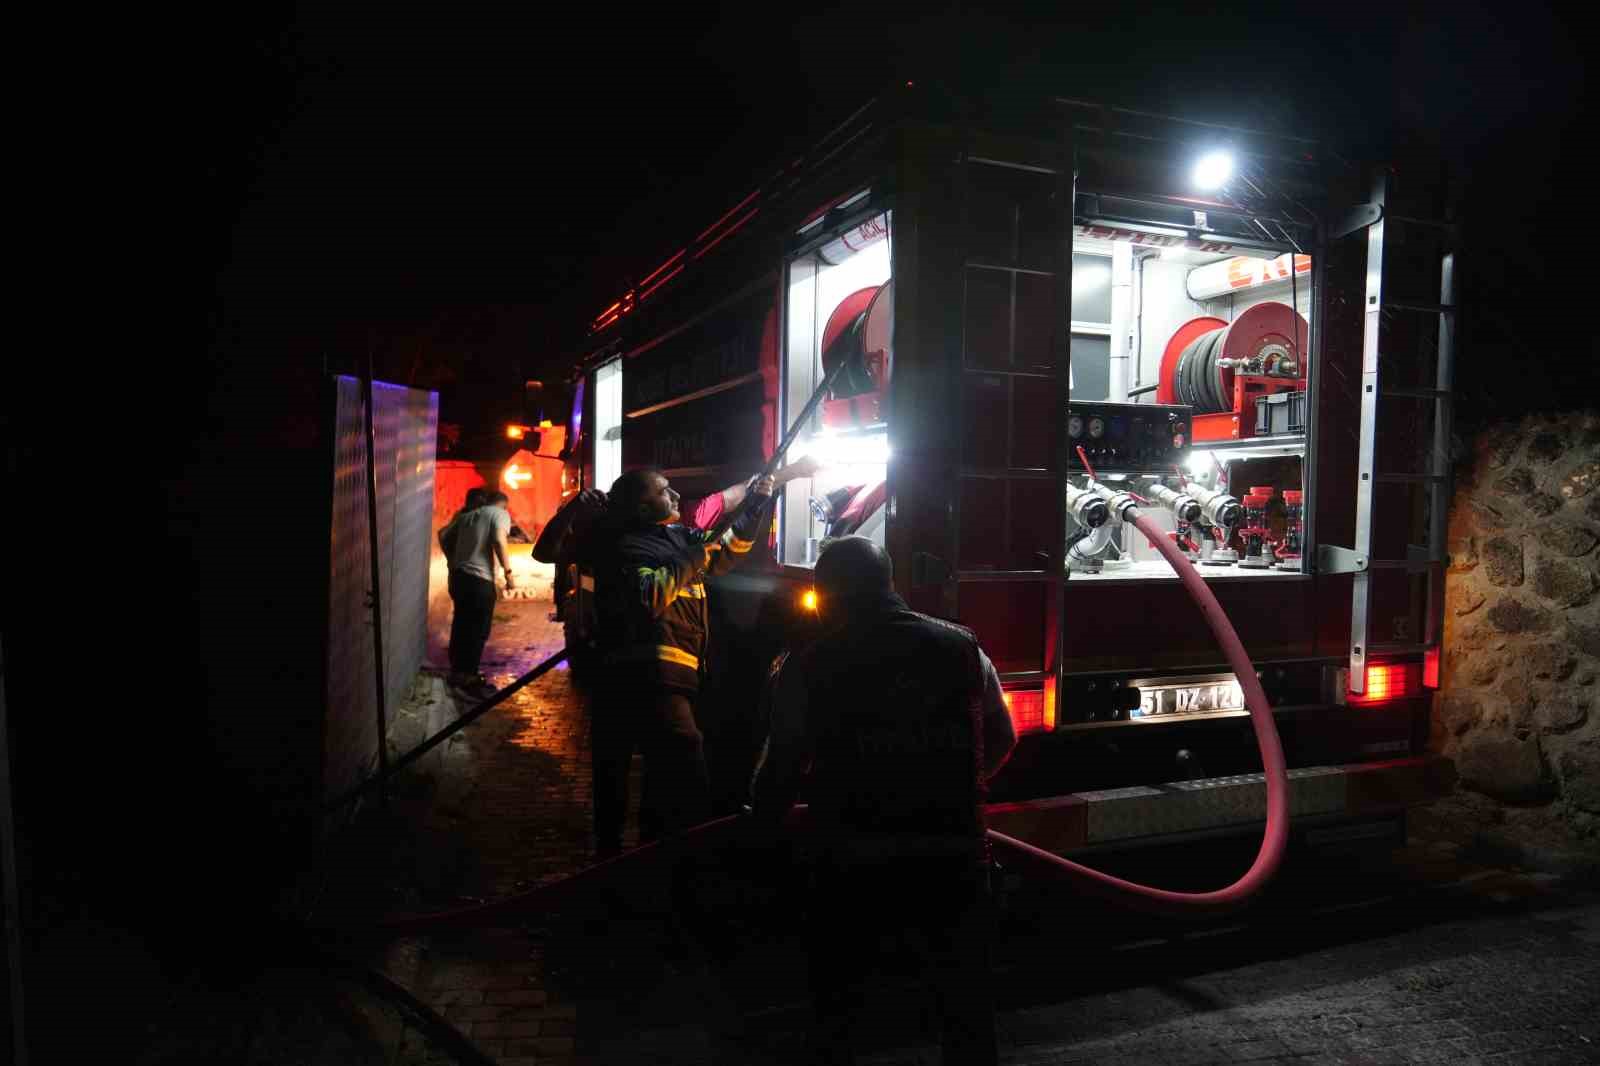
673;583;707;600
655;645;700;669
728;535;754;553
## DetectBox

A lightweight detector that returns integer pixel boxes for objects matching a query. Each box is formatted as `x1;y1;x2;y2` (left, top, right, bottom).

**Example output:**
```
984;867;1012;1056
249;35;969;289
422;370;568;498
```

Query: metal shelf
1193;433;1306;460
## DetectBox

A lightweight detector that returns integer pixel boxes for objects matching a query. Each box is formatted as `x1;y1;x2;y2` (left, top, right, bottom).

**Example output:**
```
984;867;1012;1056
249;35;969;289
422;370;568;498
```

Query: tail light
1003;688;1049;735
1423;646;1441;689
1351;662;1422;704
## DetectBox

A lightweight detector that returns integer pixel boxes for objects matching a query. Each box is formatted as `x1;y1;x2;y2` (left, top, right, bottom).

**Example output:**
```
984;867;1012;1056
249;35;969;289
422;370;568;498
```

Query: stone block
1532;557;1597;608
1527;492;1564;516
1493;468;1536;498
1538;522;1598;558
1536;698;1588;735
1434;693;1481;737
1486;598;1552;635
1524;643;1576;682
1456;735;1549;803
1458;648;1505;687
1472;500;1513;530
1481;537;1524;587
1552;739;1600;814
1450;583;1486;617
1447;534;1478;573
1451;620;1502;650
1570;621;1600;660
1559;460;1600;501
1493;675;1536;732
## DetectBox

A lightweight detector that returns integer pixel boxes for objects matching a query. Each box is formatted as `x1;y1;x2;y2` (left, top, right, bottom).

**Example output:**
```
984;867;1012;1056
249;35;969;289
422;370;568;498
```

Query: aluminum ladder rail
1320;169;1457;694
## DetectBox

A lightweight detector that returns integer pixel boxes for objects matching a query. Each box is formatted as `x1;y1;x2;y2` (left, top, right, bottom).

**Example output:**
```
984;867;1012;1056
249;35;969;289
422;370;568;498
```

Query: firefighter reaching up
579;460;816;859
751;535;1016;1066
534;457;821;684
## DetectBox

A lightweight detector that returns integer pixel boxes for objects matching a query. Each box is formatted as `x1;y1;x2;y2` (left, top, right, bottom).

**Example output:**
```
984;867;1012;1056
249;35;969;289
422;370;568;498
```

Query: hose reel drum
1156;302;1309;441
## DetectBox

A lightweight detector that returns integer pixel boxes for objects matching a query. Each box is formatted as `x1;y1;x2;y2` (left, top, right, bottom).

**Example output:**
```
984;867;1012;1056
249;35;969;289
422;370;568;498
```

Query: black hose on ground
321;648;570;814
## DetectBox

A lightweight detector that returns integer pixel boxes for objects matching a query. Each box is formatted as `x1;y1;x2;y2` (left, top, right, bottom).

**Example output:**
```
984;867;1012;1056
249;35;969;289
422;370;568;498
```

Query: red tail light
1423;646;1441;689
1351;662;1421;704
1003;688;1049;735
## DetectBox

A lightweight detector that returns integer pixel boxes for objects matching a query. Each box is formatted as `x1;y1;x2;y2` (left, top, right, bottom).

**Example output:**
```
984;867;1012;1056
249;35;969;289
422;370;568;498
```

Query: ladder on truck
1320;169;1457;695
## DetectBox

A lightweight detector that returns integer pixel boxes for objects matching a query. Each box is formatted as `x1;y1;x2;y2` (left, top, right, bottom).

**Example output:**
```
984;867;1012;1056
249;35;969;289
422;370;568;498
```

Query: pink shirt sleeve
689;491;725;531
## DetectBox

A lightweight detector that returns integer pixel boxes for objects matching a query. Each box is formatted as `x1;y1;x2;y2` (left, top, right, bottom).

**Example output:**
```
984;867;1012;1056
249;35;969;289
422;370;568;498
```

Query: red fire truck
552;87;1456;856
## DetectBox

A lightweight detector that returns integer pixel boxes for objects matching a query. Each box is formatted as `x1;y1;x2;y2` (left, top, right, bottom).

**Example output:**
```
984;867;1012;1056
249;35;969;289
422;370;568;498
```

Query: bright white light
1186;451;1215;478
1160;244;1185;261
1192;151;1234;191
796;431;890;469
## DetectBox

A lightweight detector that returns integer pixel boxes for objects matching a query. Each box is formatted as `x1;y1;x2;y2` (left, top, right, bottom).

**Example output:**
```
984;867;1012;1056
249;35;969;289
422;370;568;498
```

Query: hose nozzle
1147;482;1202;524
1066;483;1112;529
1189;482;1243;530
1086;479;1142;522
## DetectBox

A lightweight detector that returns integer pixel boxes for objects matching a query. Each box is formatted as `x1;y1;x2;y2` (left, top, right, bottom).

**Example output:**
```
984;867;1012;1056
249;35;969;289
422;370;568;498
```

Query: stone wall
1433;409;1600;852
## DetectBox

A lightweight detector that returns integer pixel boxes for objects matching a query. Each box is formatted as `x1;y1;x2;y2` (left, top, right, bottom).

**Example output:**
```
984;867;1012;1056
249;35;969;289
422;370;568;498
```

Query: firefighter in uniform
532;486;607;680
752;536;1017;1066
586;466;778;858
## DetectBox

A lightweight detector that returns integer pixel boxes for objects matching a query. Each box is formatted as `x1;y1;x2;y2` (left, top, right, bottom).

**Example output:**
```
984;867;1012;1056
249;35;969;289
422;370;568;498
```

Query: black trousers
447;571;496;675
590;676;709;856
809;855;997;1066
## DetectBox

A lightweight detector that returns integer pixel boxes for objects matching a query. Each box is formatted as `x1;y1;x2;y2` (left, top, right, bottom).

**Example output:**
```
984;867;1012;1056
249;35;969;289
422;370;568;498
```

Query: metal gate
326;375;438;805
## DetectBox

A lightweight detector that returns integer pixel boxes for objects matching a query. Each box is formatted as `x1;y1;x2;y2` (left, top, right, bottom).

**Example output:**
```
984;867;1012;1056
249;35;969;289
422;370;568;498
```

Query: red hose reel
1157;301;1309;442
819;280;892;430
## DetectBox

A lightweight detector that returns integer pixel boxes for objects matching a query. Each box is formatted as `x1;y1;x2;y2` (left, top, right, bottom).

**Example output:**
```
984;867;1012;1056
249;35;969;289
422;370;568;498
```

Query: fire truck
552;86;1456;857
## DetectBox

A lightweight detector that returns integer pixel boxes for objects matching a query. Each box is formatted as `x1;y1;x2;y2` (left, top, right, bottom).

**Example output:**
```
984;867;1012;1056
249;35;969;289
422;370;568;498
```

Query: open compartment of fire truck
564;89;1457;850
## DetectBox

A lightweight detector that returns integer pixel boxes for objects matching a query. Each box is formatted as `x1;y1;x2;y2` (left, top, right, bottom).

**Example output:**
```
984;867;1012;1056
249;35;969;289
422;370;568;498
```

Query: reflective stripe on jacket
592;496;772;691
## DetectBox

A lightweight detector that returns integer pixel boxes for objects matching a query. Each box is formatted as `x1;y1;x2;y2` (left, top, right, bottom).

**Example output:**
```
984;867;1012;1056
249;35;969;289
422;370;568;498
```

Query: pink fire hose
357;507;1287;937
983;506;1289;916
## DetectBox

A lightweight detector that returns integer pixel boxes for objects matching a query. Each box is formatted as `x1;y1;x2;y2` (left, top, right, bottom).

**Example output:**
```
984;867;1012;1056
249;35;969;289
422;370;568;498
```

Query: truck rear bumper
985;755;1456;855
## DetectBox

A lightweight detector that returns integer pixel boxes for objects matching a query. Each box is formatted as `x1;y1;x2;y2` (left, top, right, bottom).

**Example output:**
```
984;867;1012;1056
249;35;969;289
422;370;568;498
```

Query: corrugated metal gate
326;376;438;805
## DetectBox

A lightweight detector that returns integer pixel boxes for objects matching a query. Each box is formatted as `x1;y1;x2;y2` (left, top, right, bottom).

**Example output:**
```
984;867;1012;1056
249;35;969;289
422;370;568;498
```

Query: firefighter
585;466;778;859
751;536;1017;1066
532;485;607;680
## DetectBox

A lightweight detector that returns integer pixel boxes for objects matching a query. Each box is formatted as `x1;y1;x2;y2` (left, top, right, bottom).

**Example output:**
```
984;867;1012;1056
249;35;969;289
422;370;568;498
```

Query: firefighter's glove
751;475;776;498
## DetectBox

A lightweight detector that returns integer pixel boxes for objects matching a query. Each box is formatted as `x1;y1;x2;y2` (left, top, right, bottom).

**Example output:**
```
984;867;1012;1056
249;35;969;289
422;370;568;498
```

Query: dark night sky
201;1;1587;445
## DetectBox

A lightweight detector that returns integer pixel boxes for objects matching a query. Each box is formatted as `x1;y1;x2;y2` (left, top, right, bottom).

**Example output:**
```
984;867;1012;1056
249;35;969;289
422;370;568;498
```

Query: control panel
1067;401;1193;474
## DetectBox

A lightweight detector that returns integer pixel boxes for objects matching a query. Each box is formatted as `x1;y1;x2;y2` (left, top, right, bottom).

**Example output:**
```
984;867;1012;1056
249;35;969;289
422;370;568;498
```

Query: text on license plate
1132;678;1245;719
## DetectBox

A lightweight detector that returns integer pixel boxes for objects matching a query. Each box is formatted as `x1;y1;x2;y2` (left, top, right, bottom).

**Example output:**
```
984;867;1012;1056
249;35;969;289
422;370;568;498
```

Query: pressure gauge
1067;414;1084;439
1087;416;1106;440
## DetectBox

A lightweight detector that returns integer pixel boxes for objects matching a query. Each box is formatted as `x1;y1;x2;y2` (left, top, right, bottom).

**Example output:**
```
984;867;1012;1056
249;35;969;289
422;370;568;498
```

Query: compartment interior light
506;424;528;440
1192;151;1234;191
794;430;891;469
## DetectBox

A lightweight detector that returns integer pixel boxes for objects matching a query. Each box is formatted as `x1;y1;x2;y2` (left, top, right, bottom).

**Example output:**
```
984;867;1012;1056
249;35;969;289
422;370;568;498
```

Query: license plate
1130;675;1245;719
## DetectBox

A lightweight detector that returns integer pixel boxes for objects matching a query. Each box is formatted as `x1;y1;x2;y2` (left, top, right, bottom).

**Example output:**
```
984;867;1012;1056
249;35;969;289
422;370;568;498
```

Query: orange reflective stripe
655;645;700;670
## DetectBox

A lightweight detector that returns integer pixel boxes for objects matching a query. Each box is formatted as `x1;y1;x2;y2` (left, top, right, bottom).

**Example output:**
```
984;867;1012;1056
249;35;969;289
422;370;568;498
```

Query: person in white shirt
438;490;515;694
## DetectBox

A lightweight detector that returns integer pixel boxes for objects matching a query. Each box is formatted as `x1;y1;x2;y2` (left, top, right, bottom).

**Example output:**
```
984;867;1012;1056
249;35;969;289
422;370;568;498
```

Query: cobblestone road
339;575;1600;1066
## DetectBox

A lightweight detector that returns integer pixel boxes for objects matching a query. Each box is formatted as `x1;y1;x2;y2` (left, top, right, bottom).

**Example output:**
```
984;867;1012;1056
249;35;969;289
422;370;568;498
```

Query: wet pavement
300;572;1600;1066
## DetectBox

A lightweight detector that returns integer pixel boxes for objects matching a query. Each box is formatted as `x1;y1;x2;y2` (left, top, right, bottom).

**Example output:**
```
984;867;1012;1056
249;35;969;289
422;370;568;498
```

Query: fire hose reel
819;280;892;430
1156;301;1309;442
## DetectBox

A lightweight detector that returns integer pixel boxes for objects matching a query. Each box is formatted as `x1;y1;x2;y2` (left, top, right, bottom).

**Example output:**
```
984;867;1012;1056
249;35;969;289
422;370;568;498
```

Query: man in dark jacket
752;536;1016;1066
587;466;777;858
